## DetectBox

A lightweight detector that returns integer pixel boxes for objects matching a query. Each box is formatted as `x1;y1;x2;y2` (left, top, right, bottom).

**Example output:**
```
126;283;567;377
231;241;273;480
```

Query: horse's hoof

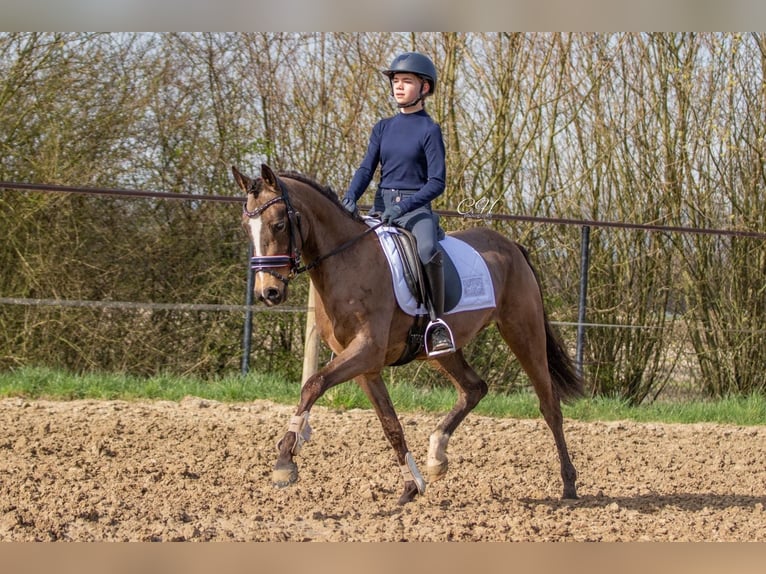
562;486;578;500
272;462;298;487
397;481;421;505
425;460;448;482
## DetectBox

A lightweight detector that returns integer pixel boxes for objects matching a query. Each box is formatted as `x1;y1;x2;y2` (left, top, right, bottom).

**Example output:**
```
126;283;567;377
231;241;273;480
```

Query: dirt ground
1;396;765;542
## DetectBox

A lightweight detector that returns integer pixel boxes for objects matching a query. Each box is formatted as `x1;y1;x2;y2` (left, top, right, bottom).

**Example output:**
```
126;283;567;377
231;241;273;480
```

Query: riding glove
341;196;357;214
381;204;403;224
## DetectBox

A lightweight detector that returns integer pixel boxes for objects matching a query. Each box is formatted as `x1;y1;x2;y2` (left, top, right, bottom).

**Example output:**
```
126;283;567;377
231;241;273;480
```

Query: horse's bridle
243;175;383;285
243;177;305;285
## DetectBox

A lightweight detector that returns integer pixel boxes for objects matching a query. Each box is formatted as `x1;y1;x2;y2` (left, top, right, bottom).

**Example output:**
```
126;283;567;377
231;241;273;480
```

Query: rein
244;177;383;284
293;220;383;276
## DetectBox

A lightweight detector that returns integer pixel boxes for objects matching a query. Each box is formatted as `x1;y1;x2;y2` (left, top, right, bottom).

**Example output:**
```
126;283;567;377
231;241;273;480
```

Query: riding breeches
374;188;444;264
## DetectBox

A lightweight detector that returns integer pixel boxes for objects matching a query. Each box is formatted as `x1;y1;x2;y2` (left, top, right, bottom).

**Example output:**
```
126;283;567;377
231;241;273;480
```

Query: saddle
384;226;461;366
386;226;462;313
388;227;427;310
366;218;496;366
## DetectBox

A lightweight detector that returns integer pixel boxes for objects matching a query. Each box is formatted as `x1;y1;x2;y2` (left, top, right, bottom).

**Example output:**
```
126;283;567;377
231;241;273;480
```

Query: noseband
243;175;384;285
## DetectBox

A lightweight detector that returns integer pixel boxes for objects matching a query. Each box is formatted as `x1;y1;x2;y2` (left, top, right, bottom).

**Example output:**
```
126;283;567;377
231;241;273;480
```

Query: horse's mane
279;171;364;223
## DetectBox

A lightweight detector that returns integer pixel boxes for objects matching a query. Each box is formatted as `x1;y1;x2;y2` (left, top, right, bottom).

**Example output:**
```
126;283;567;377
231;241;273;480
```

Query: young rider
341;51;455;357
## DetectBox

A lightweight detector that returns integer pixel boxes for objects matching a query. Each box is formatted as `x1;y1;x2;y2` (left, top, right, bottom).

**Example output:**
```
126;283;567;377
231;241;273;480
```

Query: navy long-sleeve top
345;109;446;214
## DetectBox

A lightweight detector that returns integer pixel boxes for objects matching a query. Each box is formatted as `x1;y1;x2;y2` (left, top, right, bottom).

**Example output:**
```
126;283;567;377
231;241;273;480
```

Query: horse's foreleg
426;352;488;481
356;374;426;505
273;367;351;487
271;374;326;487
272;339;386;489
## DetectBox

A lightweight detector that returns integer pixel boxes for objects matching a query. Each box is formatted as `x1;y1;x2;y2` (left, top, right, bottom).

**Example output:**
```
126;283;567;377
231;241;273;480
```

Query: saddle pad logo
463;276;486;298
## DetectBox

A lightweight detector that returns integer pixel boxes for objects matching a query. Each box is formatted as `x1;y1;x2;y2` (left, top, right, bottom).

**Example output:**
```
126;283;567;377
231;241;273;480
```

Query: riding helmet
381;52;437;93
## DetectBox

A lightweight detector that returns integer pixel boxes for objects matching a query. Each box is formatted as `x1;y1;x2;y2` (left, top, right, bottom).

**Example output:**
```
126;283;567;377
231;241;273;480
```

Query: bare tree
1;33;764;397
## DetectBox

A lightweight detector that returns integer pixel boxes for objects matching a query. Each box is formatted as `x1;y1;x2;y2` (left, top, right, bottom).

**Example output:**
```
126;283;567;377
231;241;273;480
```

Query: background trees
1;33;764;401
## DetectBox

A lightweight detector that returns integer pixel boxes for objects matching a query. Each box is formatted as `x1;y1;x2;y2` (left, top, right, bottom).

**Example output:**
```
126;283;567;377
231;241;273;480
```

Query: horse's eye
273;221;287;232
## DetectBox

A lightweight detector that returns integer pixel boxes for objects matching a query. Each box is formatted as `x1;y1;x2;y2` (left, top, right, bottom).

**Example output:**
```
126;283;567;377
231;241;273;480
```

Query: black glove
341;196;357;214
381;204;403;224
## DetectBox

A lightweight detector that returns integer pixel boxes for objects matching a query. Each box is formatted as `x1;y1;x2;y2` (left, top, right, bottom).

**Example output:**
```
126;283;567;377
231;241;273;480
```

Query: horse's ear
231;165;254;195
261;163;279;190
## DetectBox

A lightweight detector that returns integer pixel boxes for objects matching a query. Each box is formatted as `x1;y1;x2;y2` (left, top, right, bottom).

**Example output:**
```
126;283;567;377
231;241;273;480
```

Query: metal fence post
241;243;255;375
576;225;591;377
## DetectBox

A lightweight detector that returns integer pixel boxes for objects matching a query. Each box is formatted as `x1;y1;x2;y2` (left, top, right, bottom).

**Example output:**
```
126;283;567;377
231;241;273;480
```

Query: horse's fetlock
287;412;312;455
427;431;450;464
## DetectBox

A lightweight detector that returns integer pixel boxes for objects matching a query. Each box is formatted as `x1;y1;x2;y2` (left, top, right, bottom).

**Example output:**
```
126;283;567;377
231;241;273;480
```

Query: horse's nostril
265;287;281;303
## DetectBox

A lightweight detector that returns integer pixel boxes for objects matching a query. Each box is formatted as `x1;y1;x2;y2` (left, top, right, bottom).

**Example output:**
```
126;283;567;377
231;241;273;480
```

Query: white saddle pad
373;224;496;317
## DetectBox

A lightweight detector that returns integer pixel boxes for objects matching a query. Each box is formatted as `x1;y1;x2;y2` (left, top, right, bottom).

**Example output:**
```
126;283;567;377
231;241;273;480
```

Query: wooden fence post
301;280;319;386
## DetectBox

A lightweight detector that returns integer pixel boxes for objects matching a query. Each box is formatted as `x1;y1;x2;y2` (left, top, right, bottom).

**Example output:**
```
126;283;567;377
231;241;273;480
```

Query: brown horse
233;163;584;505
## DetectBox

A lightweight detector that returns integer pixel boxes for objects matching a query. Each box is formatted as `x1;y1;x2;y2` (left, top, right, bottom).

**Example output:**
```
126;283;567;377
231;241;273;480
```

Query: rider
341;51;455;357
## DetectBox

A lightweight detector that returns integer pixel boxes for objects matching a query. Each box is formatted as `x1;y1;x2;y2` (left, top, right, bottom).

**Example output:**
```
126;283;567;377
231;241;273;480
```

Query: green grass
1;365;765;426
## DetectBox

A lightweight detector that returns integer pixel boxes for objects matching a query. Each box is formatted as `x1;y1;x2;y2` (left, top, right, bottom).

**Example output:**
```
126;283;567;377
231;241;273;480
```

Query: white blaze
248;217;263;257
248;217;267;300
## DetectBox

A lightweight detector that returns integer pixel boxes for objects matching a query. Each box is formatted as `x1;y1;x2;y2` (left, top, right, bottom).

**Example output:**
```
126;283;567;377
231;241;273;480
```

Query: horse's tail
518;244;585;404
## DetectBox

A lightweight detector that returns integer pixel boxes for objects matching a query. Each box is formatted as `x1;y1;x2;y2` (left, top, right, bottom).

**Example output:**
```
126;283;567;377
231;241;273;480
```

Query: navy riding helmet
381;52;437;106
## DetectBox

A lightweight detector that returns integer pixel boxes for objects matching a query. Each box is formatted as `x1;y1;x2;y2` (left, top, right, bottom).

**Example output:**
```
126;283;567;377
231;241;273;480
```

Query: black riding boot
423;252;455;357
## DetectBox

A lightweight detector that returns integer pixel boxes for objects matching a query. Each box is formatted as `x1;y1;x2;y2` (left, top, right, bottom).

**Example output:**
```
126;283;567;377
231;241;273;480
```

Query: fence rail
0;296;305;314
3;180;765;239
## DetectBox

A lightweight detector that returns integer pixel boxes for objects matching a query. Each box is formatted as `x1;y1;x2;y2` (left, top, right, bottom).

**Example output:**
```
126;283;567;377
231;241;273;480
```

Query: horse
233;163;584;505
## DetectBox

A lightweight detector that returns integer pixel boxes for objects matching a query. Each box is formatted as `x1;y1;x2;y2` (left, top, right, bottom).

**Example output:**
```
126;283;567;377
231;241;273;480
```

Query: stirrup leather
425;318;455;357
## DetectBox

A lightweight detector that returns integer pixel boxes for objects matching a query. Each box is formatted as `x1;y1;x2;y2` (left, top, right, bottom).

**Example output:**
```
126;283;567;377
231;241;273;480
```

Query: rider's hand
341;196;357;214
381;204;403;224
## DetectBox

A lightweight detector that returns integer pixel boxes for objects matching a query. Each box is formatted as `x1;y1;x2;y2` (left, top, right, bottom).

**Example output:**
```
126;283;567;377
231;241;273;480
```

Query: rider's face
392;73;428;108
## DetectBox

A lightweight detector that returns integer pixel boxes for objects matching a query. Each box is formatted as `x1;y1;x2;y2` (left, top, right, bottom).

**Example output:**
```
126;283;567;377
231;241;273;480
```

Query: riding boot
423;252;456;357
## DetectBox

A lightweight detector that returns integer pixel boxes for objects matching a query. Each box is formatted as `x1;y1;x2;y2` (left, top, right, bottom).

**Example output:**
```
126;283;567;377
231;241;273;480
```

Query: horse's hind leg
355;373;426;505
534;375;578;499
426;351;489;481
497;317;578;499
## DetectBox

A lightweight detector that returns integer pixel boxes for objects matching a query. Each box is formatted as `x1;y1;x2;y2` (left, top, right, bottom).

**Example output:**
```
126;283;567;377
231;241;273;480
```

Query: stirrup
424;318;455;358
